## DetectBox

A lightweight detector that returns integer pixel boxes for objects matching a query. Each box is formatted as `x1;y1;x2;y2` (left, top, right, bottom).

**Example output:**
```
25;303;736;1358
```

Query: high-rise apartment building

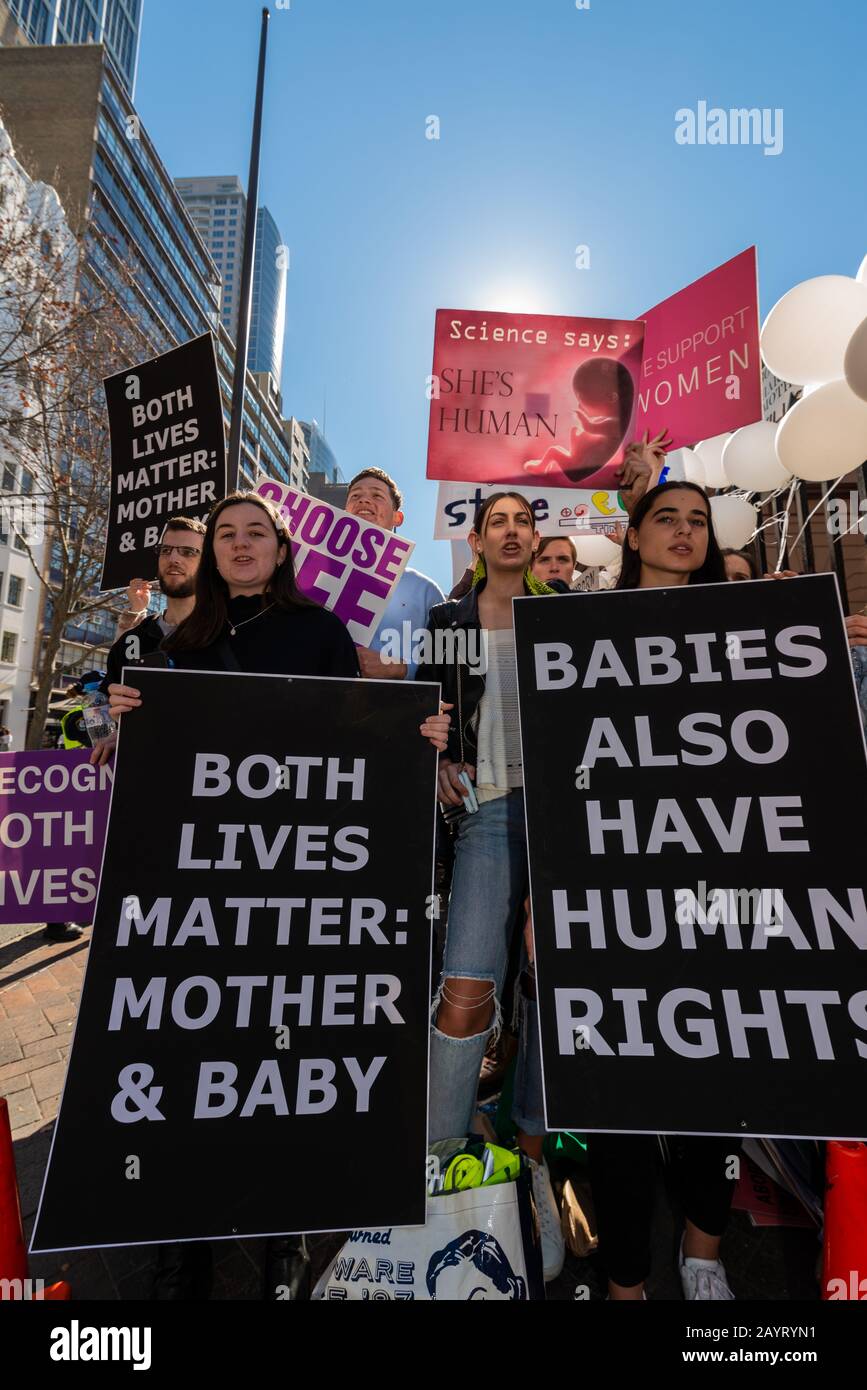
0;0;142;95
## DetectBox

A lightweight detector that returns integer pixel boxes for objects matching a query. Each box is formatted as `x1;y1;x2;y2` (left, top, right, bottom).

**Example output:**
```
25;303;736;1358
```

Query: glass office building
301;420;343;485
248;206;286;392
0;44;302;681
3;0;142;95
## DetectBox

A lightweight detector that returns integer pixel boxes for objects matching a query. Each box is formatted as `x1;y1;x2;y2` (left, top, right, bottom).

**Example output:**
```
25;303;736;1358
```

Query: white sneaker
529;1158;565;1282
679;1236;734;1300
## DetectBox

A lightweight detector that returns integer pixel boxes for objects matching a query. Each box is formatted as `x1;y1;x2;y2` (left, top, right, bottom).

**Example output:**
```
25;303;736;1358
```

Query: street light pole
226;7;270;493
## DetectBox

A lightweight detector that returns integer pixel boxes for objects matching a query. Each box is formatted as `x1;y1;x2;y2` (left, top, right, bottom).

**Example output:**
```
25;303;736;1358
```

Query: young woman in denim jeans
417;488;566;1278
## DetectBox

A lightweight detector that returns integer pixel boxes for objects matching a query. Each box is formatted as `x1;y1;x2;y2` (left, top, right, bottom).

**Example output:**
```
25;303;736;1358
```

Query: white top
474;628;523;804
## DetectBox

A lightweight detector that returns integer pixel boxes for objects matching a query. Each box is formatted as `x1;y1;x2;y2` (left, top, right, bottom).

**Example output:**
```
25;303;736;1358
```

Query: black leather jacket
416;575;559;766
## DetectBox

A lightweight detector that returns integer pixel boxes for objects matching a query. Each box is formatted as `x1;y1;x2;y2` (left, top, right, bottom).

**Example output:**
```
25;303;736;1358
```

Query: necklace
228;602;275;637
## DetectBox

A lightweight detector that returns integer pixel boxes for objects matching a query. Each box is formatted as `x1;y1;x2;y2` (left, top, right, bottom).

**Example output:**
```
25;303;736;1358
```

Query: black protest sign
515;574;867;1139
101;334;226;591
32;670;439;1251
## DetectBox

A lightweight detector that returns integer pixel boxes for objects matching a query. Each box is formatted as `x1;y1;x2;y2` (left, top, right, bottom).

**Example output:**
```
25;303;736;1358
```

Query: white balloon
857;253;867;286
694;433;733;488
721;421;791;491
710;494;758;550
760;276;867;385
844;314;867;403
666;446;704;485
775;379;867;481
574;533;622;567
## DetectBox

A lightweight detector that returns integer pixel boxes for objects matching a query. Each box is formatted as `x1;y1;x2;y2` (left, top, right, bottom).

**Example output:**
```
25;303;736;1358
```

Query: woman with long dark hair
108;492;356;685
590;481;737;1301
614;479;727;591
417;489;570;1282
106;491;450;1301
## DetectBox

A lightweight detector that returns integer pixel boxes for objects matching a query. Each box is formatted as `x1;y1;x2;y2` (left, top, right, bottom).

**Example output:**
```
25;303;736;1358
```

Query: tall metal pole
227;7;270;493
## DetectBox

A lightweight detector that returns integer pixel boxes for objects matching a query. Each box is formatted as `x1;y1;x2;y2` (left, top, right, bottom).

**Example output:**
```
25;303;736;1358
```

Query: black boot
264;1236;311;1301
150;1242;213;1300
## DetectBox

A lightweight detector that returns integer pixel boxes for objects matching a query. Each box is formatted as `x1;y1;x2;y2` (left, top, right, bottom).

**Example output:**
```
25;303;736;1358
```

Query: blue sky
136;0;867;588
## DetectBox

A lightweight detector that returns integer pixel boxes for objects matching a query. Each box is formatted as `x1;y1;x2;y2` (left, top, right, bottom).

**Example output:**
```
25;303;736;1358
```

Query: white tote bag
314;1177;544;1301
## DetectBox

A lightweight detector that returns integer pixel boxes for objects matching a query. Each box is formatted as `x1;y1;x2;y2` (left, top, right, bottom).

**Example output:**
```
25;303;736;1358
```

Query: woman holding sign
418;488;568;1280
106;491;451;1301
587;480;738;1301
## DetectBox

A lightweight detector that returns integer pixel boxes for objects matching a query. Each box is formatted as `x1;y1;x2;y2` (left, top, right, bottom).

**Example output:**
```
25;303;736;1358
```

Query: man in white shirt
344;468;444;679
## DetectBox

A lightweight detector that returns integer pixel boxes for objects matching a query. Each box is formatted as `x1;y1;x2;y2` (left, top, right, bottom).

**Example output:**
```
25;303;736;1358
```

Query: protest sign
254;477;414;645
101;334;226;591
0;751;112;923
515;574;867;1138
426;309;645;490
433;481;628;542
31;669;438;1251
637;247;762;448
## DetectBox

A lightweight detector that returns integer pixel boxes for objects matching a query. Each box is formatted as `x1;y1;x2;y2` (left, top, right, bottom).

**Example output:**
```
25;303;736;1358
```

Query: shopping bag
314;1171;545;1300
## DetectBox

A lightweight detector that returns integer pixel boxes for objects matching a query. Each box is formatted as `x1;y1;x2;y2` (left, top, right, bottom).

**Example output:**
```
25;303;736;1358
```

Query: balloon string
786;475;847;562
773;479;799;573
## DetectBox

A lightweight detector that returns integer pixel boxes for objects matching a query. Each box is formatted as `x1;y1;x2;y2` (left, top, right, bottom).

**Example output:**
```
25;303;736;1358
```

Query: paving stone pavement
0;924;821;1301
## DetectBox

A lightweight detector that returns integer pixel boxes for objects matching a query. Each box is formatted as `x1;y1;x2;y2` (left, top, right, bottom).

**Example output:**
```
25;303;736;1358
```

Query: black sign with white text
101;334;226;591
32;670;439;1251
515;574;867;1138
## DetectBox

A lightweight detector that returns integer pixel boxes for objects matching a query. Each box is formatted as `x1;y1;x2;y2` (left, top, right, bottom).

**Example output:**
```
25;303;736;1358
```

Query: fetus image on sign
524;358;634;484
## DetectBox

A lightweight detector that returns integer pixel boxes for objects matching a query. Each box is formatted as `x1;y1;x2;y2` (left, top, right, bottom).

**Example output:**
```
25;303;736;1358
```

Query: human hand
89;733;117;767
763;570;800;580
846;614;867;647
437;756;476;806
616;430;672;515
107;683;142;720
126;579;151;613
356;645;408;680
421;701;452;753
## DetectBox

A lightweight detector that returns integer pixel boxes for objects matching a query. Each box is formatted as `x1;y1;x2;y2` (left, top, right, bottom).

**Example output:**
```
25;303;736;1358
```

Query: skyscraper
301;420;343;485
0;44;305;695
174;175;246;341
175;180;286;397
1;0;142;96
248;206;286;393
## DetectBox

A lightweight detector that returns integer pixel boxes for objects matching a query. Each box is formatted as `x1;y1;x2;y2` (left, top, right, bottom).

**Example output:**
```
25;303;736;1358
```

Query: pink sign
254;479;414;644
426;309;645;490
637;247;761;449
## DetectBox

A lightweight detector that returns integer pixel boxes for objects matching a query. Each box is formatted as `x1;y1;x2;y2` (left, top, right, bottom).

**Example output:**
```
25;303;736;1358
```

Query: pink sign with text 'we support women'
254;478;414;645
637;247;762;449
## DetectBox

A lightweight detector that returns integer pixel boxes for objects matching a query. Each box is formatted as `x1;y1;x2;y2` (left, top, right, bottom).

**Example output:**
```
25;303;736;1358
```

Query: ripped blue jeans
429;788;545;1142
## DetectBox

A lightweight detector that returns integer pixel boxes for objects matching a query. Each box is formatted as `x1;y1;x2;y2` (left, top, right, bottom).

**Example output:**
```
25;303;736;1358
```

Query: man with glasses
96;517;205;728
113;517;206;642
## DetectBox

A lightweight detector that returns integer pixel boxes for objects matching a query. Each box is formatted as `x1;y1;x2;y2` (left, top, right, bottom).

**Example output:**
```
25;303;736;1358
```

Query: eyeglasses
154;545;202;559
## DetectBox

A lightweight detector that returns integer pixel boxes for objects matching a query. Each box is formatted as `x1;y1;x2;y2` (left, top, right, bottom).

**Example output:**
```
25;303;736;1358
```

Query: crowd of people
31;434;867;1299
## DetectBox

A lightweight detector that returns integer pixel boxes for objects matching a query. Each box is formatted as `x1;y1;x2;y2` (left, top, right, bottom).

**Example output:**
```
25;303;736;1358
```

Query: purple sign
0;751;112;924
255;478;414;644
